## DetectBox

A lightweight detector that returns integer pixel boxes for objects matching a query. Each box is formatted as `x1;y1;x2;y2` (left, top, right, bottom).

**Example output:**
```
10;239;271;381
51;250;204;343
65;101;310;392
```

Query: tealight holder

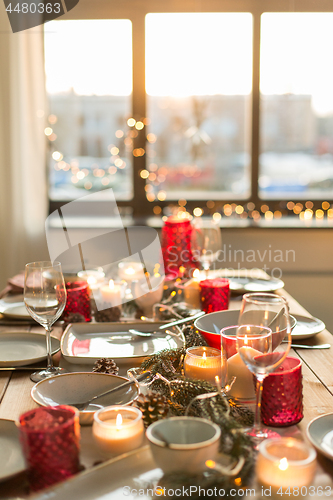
146;417;221;473
256;438;317;498
62;281;91;322
77;269;105;290
184;346;227;386
161;215;196;278
199;278;230;314
93;406;144;456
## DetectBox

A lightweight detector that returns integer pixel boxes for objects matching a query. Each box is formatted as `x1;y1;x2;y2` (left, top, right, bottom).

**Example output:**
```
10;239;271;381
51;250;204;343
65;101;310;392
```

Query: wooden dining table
1;288;333;499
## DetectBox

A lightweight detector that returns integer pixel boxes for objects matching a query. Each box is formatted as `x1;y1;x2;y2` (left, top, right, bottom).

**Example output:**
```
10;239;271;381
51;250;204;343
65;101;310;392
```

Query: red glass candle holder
18;406;80;492
62;280;91;322
261;356;303;427
199;278;230;314
161;215;196;279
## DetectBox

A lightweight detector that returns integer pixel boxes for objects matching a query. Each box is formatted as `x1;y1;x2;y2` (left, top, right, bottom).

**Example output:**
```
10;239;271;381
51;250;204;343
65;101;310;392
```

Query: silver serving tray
61;322;185;366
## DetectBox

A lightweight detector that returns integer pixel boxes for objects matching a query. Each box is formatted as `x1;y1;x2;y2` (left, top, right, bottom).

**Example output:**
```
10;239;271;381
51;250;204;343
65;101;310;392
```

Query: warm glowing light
193;269;200;279
304;209;313;220
328;209;333;218
87;276;97;286
193;207;203;217
261;204;269;213
124;268;135;276
147;133;157;143
207;200;215;209
265;210;273;220
109;166;117;175
84;181;92;190
115;129;124;138
322;201;330;210
235;205;244;214
48;114;57;124
147;193;156;202
77;171;85;180
223;204;232;216
179;266;186;275
135;121;144;130
287;201;295;210
278;457;289;471
140;169;149;179
316;209;324;219
110;147;119;155
127;118;136;127
305;201;314;209
116;413;123;427
157;191;166;201
115;159;123;167
44;127;53;136
205;460;216;469
274;210;282;219
213;212;221;221
52;151;63;161
202;352;207;361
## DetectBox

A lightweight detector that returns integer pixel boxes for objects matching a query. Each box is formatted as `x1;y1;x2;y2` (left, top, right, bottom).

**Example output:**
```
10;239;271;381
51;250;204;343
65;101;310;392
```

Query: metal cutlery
129;311;205;338
70;371;152;411
285;343;331;349
0;366;48;371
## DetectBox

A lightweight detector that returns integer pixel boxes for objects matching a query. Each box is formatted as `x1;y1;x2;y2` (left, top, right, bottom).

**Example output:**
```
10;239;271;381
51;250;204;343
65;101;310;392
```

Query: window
46;1;333;220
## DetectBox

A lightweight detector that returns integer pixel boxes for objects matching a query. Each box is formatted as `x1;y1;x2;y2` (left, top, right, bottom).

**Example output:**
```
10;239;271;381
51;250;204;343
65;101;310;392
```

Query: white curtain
0;9;48;289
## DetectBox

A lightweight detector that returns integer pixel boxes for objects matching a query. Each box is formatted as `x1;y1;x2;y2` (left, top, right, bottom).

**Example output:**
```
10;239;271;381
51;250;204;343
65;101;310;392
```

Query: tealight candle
77;269;105;290
257;438;317;498
118;262;145;281
93;406;144;455
100;279;122;308
184;346;226;385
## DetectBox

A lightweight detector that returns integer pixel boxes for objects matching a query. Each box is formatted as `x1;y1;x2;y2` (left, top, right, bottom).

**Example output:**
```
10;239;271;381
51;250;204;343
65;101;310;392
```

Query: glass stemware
237;293;292;444
190;218;222;275
24;261;67;382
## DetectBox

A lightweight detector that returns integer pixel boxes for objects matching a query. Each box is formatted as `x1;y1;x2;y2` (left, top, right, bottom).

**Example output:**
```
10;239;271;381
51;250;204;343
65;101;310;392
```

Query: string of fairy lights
45;114;333;222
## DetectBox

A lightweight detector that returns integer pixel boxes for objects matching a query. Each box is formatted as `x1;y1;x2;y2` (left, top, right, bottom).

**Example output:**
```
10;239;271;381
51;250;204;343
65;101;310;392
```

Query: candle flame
203;352;207;361
278;457;289;471
125;266;135;275
87;276;97;285
109;279;114;289
244;335;248;345
179;266;185;274
116;413;123;427
264;310;269;321
205;460;216;469
193;269;200;279
215;375;219;383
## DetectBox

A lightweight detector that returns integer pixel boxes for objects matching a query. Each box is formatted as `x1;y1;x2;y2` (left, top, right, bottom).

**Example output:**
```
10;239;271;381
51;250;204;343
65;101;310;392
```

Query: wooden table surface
1;289;333;498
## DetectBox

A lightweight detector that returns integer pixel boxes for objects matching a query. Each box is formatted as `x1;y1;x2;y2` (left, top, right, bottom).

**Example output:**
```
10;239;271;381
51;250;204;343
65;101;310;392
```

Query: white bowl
31;372;139;425
146;417;221;473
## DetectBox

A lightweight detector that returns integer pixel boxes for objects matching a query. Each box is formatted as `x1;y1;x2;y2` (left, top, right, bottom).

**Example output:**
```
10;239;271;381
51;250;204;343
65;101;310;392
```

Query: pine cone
95;306;121;322
93;358;119;375
134;392;169;428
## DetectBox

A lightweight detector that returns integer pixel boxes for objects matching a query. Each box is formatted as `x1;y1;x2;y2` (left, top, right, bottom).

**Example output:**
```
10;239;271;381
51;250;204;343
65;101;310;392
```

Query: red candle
161;215;196;278
199;278;230;314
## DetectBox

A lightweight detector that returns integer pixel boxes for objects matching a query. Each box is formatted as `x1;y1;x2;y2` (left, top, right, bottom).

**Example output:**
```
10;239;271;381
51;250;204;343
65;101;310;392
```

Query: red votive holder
161;215;196;278
199;278;230;314
62;280;91;322
17;406;80;492
261;356;303;427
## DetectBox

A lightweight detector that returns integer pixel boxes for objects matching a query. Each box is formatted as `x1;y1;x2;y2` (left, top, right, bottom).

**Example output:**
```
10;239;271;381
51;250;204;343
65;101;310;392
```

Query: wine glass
191;218;222;275
237;293;292;444
24;261;67;382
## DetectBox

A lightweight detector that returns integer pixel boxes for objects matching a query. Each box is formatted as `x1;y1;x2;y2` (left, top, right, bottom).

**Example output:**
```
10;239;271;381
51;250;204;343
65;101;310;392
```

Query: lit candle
256;438;317;498
100;279;122;308
132;273;164;317
184;346;226;385
183;269;201;309
227;350;256;400
93;406;144;455
118;262;145;281
77;269;105;290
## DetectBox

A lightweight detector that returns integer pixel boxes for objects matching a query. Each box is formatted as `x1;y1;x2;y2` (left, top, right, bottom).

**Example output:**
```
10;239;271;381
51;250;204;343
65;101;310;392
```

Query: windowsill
47;215;333;230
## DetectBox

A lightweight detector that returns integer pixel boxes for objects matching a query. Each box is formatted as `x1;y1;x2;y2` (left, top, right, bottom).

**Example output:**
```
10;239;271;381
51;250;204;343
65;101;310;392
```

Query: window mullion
132;13;150;216
251;11;261;206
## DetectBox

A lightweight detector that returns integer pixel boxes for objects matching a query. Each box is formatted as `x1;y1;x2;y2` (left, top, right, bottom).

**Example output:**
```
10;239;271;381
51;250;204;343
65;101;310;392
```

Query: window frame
49;0;333;217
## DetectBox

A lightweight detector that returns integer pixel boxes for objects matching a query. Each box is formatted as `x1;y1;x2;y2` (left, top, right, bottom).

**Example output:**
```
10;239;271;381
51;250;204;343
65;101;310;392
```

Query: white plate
0;332;60;367
61;322;185;366
290;314;325;340
31;372;139;425
228;277;284;293
307;413;333;460
0;419;25;482
0;297;31;320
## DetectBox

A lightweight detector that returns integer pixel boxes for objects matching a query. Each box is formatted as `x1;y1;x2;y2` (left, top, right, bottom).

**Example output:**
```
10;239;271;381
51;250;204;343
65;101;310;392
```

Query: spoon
129;311;205;337
283;343;330;349
70;371;152;411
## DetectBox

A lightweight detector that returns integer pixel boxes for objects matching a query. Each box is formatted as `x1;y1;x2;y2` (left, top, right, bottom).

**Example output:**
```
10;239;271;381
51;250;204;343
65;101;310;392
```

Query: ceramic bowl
146;417;221;473
31;372;139;425
195;310;296;349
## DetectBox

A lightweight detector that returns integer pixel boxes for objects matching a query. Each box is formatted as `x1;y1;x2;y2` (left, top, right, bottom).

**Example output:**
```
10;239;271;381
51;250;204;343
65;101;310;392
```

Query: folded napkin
0;273;24;299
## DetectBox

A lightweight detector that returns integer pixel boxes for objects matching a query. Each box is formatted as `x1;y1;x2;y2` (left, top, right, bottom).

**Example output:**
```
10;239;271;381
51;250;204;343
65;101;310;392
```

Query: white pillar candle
184;346;226;385
227;351;256;400
100;279;122;308
183;269;201;309
93;406;144;455
118;262;145;281
256;438;317;498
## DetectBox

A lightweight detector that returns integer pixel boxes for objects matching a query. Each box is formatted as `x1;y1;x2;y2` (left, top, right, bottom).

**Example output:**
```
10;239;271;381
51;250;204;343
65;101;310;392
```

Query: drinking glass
24;261;67;382
191;218;222;275
237;293;292;444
